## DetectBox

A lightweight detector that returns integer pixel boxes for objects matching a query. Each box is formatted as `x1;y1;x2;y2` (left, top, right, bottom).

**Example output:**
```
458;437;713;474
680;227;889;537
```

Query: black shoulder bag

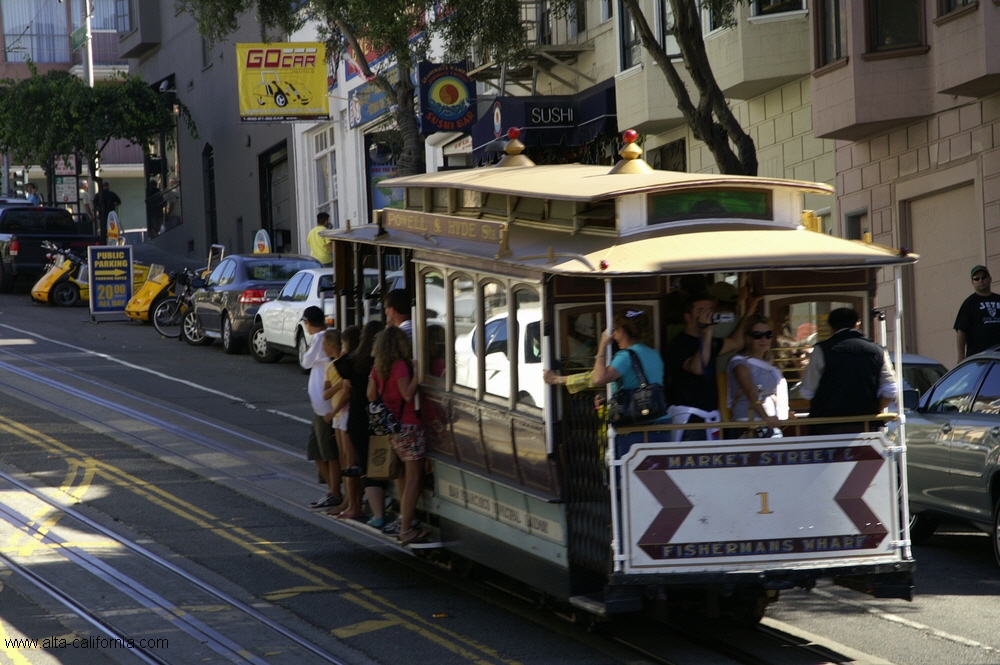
606;350;668;426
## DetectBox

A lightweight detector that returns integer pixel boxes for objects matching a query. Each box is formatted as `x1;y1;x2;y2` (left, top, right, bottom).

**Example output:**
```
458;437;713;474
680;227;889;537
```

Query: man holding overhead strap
664;289;749;441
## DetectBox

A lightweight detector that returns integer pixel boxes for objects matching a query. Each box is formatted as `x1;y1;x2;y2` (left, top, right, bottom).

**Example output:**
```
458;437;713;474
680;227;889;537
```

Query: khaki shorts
307;413;338;461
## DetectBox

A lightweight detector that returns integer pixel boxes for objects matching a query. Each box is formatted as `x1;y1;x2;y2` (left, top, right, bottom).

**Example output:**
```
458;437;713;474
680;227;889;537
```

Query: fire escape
467;0;596;95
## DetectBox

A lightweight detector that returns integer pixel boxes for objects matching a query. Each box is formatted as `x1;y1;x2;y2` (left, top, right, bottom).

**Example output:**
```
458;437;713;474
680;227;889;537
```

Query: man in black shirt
955;265;1000;362
664;291;747;441
94;180;122;244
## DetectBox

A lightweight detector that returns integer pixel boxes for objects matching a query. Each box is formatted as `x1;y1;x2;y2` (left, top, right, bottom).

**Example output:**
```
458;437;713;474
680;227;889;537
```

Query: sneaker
309;494;343;509
382;517;402;536
366;516;386;529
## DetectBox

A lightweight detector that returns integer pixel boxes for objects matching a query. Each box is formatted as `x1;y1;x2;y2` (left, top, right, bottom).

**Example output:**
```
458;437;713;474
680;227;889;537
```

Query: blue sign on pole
88;245;134;315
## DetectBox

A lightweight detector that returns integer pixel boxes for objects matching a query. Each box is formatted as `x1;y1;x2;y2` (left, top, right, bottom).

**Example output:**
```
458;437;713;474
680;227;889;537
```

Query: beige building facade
810;0;1000;368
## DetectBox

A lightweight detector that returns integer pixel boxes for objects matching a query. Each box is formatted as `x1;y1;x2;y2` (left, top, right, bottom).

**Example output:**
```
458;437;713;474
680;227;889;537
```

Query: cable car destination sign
620;436;899;573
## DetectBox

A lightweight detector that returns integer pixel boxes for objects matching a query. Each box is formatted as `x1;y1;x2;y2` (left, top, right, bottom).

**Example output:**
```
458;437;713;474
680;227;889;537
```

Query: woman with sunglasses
725;314;789;438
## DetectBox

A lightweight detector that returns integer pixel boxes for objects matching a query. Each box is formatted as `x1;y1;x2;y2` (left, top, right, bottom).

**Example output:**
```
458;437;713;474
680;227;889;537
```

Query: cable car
323;129;916;624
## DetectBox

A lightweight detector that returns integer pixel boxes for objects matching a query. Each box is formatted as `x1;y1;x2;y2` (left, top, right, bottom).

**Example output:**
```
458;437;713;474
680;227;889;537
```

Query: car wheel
52;282;80;307
297;332;310;374
221;314;244;354
909;512;939;545
274;91;288;107
250;321;282;364
182;310;212;346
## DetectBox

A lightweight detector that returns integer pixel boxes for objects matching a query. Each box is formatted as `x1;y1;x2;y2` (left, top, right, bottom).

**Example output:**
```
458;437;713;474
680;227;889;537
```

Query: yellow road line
0;618;34;664
332;615;404;639
0;416;522;665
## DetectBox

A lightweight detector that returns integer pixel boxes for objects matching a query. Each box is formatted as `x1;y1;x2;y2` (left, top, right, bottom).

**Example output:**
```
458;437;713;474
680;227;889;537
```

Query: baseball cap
301;306;325;325
971;265;990;279
707;281;738;304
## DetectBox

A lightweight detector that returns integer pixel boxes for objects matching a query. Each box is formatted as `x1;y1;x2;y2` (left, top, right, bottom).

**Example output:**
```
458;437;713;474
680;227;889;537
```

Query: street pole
84;0;94;88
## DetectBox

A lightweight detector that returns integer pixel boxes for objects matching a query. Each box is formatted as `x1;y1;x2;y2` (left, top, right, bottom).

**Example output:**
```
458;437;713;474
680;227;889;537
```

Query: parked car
0;203;99;292
903;347;1000;564
250;268;336;369
453;306;543;406
183;254;321;353
788;351;947;404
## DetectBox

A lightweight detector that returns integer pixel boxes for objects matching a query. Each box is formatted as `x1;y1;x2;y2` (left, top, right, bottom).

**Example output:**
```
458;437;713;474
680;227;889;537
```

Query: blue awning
471;78;617;161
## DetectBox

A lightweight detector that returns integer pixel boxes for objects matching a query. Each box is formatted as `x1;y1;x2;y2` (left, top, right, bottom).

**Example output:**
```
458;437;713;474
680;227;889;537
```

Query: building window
538;0;553;45
755;0;804;15
620;1;642;69
844;210;868;240
652;139;687;172
116;0;135;33
942;0;974;13
313;127;339;228
658;0;682;59
870;0;921;51
2;0;70;63
569;0;587;38
817;0;847;65
201;36;214;68
601;0;614;22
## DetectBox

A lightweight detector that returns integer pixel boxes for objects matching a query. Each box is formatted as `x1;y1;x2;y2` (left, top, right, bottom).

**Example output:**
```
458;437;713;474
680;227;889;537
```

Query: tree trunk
337;21;425;178
620;0;757;176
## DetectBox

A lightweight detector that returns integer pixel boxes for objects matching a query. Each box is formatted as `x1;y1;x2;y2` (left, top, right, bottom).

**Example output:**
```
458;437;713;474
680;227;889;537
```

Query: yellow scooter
31;241;90;307
125;244;225;323
32;241;152;307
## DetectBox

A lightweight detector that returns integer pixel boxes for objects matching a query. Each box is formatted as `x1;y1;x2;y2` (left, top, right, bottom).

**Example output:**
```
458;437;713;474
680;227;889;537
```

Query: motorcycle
31;241;90;307
125;243;225;323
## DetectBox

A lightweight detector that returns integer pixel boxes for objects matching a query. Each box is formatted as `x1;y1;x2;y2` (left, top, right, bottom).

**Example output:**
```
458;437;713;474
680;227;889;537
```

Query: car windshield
242;259;318;282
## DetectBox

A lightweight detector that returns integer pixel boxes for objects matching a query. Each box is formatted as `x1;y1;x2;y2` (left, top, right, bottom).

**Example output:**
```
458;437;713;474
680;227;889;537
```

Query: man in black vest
800;308;897;434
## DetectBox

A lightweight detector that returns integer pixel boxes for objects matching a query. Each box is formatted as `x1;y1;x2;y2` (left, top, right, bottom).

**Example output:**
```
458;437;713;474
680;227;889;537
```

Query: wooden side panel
481;407;519;482
421;390;455;459
451;399;488;470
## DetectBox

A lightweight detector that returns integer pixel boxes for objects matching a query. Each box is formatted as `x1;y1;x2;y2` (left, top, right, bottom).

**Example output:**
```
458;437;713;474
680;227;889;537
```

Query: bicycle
152;268;197;338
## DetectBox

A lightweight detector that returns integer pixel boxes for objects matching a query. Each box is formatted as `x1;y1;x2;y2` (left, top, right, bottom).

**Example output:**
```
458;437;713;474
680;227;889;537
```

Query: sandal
335;512;363;520
398;528;430;546
324;503;349;516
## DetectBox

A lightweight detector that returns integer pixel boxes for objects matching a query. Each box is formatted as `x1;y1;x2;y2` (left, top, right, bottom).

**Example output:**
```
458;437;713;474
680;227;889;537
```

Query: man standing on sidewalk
955;265;1000;362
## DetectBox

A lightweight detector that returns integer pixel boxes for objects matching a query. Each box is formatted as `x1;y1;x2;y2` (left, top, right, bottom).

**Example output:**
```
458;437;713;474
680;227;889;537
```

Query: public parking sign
88;246;134;316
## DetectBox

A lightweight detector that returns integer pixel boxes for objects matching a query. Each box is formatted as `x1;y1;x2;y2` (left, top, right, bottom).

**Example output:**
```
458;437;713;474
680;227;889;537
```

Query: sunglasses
973;274;990;281
749;330;774;340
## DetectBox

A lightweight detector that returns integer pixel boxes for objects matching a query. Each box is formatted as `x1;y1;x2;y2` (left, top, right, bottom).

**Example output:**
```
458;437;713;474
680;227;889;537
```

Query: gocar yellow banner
237;43;329;122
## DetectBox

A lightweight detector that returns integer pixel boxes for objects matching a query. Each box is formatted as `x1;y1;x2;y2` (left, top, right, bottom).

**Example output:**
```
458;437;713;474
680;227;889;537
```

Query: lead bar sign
88;246;134;316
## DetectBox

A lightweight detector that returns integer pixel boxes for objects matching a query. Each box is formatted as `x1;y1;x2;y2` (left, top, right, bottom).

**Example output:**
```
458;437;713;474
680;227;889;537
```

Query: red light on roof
506;127;520;140
623;129;638;144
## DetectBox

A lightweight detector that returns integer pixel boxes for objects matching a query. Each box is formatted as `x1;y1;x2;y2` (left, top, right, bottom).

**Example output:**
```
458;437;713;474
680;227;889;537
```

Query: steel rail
0;468;351;665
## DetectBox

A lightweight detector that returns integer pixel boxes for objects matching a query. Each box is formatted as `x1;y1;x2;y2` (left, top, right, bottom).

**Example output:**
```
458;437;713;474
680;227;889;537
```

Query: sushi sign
417;61;476;135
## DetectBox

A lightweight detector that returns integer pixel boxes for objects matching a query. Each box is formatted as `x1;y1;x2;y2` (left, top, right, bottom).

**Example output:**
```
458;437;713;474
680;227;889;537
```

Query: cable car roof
381;164;833;202
325;221;917;276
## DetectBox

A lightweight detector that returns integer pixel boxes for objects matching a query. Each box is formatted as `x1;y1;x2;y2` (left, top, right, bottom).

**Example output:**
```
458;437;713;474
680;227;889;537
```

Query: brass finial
495;127;536;168
608;129;654;175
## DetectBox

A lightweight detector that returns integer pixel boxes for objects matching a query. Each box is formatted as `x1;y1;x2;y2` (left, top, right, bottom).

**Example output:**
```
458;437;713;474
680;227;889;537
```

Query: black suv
0;204;99;291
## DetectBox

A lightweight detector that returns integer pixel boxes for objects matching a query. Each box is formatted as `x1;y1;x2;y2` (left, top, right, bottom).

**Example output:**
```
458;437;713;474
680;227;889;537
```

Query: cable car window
481;280;509;399
423;270;446;383
648;188;772;225
452;274;477;391
515;288;543;407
